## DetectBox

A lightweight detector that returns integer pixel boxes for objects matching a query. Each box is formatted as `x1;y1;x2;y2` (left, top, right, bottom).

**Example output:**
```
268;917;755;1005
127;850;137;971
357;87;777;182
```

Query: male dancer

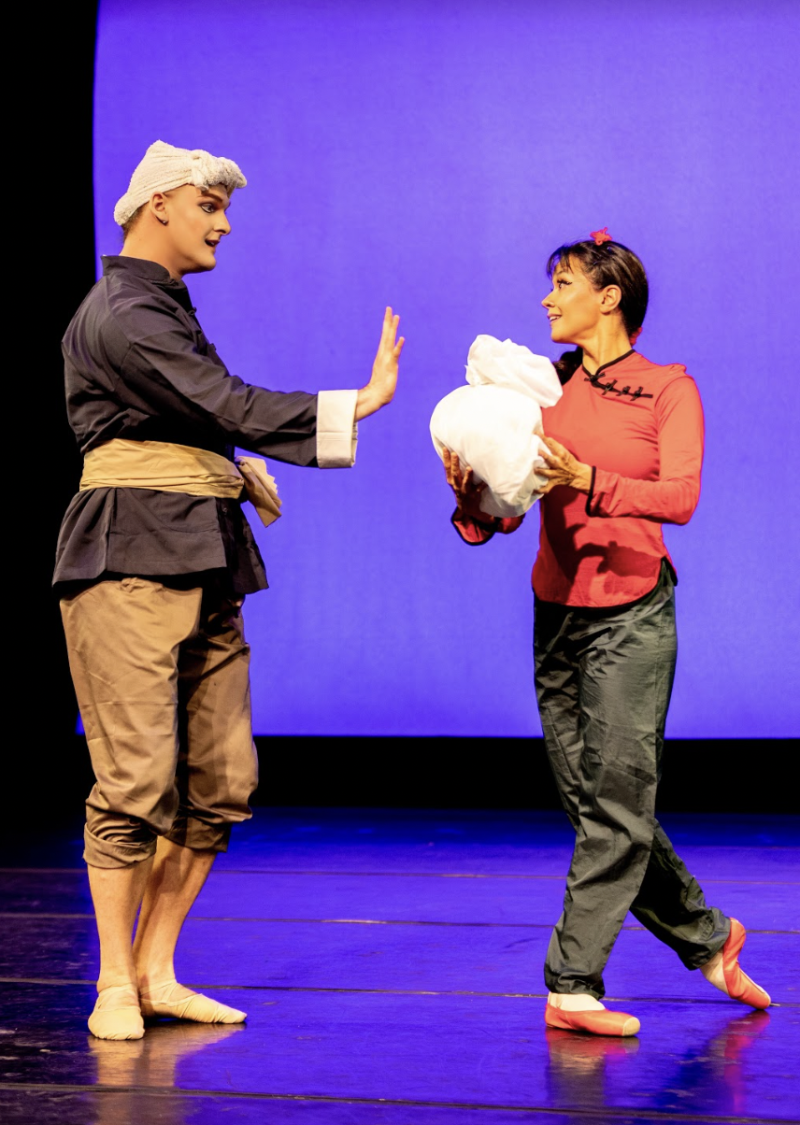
54;141;404;1040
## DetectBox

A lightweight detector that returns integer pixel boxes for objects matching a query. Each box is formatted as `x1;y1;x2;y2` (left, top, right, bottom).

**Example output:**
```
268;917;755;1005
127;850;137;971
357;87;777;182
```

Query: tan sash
80;439;282;528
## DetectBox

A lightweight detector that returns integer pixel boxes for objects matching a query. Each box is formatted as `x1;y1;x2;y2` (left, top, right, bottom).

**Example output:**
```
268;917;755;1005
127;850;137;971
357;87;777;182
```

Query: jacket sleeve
119;318;356;468
451;510;525;544
587;376;704;525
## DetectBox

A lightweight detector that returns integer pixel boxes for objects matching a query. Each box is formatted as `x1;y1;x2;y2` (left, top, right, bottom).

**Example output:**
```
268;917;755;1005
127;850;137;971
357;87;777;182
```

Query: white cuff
316;389;358;468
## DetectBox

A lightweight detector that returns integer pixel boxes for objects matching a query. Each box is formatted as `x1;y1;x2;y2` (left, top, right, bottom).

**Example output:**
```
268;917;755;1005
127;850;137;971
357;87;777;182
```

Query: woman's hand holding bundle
442;448;493;524
538;437;592;494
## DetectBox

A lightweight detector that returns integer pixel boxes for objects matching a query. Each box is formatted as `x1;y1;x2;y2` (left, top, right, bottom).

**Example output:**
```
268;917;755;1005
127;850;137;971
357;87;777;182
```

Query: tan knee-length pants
60;577;259;868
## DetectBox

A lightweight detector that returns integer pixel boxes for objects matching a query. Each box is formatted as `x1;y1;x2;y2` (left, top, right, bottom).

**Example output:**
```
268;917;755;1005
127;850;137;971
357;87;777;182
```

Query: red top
454;350;704;608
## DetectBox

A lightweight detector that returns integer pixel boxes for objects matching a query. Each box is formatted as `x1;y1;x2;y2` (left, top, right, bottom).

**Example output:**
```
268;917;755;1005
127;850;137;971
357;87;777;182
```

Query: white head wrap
114;140;247;227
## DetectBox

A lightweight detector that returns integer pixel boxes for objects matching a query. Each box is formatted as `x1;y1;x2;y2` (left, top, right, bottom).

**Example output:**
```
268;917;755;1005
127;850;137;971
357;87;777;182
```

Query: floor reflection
657;1009;772;1119
545;1008;771;1118
545;1025;640;1107
89;1022;245;1125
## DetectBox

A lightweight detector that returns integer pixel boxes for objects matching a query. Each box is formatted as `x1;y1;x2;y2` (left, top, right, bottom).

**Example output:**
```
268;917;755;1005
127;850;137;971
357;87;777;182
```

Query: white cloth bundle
430;335;563;518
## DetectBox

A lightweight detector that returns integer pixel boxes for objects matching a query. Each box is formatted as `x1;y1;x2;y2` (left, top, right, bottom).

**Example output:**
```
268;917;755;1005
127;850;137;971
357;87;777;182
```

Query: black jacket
54;256;322;593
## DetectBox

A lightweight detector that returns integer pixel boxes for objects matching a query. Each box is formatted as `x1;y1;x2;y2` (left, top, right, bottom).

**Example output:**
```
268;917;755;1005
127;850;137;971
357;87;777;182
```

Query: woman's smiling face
541;258;606;346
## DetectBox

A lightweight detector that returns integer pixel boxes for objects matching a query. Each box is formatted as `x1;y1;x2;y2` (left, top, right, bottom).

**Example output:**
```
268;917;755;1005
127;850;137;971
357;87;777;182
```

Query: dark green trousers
534;562;729;999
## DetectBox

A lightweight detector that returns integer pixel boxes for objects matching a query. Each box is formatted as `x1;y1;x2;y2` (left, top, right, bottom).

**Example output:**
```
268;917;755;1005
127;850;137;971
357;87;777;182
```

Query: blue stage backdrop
94;0;798;738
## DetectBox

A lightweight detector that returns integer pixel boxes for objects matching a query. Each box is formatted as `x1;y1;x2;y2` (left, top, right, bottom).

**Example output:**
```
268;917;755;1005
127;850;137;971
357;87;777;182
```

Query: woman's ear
599;285;622;314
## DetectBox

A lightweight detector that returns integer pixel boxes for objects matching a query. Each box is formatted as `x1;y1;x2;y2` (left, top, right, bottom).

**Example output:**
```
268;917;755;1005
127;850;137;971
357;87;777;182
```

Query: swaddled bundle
430;335;563;518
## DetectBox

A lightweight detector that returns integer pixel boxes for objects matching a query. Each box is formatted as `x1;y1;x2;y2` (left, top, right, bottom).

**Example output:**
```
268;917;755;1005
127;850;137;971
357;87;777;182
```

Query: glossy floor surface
1;809;798;1124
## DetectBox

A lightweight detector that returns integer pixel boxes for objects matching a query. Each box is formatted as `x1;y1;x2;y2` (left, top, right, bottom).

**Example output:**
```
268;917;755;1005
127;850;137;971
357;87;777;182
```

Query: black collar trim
582;349;634;378
582;350;652;401
103;254;195;313
103;254;189;292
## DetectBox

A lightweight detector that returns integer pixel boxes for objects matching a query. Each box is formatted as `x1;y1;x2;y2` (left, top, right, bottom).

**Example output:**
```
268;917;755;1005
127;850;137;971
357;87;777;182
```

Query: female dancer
443;232;769;1036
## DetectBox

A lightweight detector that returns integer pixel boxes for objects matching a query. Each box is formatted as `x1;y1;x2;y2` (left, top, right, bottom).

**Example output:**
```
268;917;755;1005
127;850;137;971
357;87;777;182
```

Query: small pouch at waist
234;456;281;528
80;439;282;528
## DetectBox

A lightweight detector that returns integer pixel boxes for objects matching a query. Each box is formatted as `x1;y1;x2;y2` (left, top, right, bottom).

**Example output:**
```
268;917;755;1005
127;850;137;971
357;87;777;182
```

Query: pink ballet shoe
721;919;771;1010
545;1003;640;1037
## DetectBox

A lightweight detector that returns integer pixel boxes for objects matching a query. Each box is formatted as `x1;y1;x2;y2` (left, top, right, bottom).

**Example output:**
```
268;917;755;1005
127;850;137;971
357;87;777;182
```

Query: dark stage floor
1;809;797;1124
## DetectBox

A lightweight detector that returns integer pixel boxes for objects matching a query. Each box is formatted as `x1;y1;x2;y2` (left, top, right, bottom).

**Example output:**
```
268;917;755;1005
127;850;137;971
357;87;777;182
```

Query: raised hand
355;307;405;420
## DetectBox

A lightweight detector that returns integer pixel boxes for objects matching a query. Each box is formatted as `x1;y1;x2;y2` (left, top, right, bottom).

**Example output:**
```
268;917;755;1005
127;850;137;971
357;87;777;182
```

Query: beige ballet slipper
139;979;247;1024
88;983;144;1041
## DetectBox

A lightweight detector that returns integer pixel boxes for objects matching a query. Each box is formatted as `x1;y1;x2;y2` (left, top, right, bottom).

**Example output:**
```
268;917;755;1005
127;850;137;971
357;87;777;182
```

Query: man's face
158;184;232;276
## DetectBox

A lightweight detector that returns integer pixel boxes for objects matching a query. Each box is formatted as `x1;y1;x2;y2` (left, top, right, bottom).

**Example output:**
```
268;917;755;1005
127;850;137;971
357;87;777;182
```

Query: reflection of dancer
89;1022;244;1125
670;1010;771;1119
444;233;769;1035
544;1010;769;1116
545;1026;638;1111
55;141;403;1040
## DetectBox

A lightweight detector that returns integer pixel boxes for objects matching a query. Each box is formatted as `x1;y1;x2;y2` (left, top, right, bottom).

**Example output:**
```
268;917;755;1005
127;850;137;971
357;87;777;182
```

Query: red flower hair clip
590;227;612;245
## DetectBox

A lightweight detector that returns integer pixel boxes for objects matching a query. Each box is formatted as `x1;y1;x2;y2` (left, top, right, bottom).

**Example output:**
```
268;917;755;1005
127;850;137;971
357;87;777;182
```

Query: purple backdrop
94;0;799;737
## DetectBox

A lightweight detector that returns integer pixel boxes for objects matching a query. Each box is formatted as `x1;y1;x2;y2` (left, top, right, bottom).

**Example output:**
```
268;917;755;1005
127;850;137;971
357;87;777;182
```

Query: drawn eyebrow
200;188;232;210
